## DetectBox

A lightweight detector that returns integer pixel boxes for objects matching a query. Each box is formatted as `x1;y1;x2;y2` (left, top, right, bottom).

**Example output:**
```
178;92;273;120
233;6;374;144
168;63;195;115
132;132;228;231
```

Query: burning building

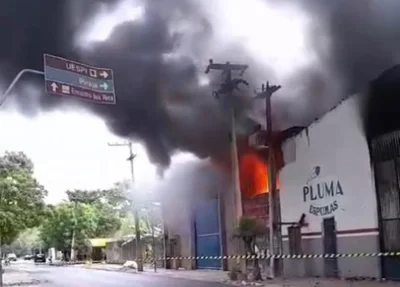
159;65;400;280
279;94;379;278
279;65;400;280
157;129;285;271
158;149;277;271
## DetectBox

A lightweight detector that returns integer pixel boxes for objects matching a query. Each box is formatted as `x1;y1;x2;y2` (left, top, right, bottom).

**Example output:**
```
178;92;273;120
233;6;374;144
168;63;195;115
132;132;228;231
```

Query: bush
233;216;268;281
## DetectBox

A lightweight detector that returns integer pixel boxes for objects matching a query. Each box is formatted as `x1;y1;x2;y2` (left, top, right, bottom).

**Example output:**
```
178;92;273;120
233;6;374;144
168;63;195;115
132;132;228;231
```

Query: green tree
113;213;149;239
66;188;124;237
3;228;42;256
66;190;100;204
66;187;129;214
40;188;125;259
40;202;97;256
0;151;34;172
234;216;268;281
0;151;47;245
92;201;121;237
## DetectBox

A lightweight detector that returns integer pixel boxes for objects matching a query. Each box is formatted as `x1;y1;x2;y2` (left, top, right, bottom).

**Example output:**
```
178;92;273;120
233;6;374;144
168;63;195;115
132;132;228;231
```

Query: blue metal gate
194;198;221;269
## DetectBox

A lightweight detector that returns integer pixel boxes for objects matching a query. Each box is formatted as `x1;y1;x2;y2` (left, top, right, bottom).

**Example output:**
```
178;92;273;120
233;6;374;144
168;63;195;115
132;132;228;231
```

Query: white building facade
279;95;381;278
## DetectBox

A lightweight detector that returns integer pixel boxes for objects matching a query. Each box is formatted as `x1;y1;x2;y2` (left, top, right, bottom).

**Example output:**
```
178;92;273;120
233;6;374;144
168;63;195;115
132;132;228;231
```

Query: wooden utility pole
70;200;78;262
108;142;143;271
205;59;249;227
255;82;281;279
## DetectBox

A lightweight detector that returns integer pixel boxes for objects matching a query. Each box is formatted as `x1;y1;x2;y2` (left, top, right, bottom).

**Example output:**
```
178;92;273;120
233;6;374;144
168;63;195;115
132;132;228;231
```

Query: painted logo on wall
303;166;344;216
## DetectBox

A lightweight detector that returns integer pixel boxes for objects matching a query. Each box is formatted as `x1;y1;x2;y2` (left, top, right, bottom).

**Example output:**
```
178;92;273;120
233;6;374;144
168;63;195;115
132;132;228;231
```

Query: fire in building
158;65;400;280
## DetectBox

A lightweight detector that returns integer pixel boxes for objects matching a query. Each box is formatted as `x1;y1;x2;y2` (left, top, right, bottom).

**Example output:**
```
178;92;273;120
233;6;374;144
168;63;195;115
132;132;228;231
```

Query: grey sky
0;0;312;203
0;108;158;203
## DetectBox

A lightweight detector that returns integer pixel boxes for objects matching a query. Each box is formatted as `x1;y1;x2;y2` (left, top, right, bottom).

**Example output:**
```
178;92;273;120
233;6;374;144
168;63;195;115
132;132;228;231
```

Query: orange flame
239;151;280;198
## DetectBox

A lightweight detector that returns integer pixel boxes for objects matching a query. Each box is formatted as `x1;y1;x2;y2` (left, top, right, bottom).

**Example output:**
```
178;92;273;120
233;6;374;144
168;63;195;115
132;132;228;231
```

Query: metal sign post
1;55;116;107
0;55;117;267
0;69;44;107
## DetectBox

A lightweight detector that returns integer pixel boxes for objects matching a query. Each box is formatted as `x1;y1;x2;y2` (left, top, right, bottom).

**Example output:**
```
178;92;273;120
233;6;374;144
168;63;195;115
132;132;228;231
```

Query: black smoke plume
1;0;400;169
294;0;400;136
0;0;234;168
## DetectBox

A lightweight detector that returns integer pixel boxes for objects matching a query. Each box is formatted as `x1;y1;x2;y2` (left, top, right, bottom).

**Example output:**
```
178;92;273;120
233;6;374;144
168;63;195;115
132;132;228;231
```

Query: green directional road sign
43;54;116;104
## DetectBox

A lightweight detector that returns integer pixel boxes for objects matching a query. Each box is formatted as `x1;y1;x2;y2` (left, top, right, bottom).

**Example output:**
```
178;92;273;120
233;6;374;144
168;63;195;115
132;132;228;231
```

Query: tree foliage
40;188;125;255
39;182;161;260
0;151;34;172
234;216;268;281
3;228;42;256
40;202;97;252
0;151;47;244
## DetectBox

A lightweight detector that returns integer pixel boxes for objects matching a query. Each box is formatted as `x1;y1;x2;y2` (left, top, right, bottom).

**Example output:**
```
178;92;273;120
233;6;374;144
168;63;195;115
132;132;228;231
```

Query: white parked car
6;254;17;261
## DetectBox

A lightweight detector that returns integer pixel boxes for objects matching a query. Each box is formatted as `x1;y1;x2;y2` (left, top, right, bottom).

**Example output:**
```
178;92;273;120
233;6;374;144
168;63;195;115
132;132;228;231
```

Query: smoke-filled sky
1;0;400;197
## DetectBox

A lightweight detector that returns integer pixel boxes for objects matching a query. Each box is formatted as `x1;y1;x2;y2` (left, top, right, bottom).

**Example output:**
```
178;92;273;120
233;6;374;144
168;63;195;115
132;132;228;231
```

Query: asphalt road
14;261;232;287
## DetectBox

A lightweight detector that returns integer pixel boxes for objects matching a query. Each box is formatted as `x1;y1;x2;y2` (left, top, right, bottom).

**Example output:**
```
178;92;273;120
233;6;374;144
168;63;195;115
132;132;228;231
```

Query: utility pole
205;59;249;269
70;200;78;262
149;205;157;272
205;59;249;228
255;82;281;279
108;142;143;271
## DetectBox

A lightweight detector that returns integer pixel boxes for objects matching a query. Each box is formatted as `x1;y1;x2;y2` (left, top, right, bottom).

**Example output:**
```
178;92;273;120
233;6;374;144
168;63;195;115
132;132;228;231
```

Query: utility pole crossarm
107;142;130;147
254;82;282;137
205;59;248;75
255;84;281;100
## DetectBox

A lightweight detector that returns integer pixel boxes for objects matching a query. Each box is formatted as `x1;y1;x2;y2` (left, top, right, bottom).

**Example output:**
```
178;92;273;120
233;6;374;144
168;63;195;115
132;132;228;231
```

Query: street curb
4;279;45;286
82;267;230;284
77;265;138;273
63;264;233;284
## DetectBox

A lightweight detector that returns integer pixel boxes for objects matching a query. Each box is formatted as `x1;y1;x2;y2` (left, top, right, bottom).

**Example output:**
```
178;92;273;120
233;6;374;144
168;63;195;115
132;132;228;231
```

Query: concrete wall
163;195;194;269
106;240;136;262
156;158;242;271
282;233;380;278
280;95;380;278
162;189;239;270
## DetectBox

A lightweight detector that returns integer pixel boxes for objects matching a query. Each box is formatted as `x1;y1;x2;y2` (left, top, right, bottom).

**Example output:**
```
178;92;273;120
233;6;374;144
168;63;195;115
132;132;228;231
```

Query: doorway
323;217;338;277
193;198;221;269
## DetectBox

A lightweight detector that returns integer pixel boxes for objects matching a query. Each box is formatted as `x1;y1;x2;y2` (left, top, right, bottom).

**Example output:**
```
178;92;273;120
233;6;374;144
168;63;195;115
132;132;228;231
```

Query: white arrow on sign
100;82;109;90
100;71;109;79
51;82;58;92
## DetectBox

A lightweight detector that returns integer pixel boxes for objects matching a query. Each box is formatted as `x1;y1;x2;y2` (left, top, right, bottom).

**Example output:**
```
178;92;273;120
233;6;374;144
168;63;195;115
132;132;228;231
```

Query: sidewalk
144;267;230;282
260;278;400;287
78;263;228;281
78;263;400;287
3;268;42;286
143;269;400;287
